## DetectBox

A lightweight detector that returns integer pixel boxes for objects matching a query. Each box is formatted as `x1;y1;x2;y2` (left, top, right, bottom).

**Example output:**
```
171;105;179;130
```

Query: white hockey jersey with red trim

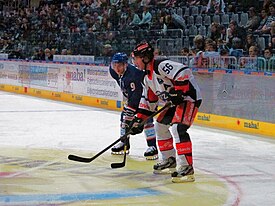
138;58;202;114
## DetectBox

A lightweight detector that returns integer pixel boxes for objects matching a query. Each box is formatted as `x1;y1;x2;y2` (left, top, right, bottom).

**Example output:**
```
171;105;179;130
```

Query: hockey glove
129;117;144;135
169;88;185;105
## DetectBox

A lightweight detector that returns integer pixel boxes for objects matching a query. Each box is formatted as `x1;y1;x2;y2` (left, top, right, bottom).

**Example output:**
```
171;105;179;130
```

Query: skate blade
111;150;129;155
153;167;176;174
145;154;159;160
171;174;195;183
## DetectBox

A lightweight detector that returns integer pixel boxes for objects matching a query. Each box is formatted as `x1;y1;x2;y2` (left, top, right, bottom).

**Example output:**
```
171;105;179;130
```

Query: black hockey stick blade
110;144;127;169
68;154;94;163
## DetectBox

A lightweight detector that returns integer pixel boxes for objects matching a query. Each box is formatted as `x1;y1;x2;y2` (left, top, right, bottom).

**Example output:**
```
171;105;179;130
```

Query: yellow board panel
195;113;275;138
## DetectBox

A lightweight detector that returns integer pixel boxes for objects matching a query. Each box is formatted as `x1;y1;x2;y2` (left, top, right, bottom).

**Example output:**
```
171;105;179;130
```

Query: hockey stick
68;138;121;163
110;102;172;169
68;102;172;164
111;140;128;169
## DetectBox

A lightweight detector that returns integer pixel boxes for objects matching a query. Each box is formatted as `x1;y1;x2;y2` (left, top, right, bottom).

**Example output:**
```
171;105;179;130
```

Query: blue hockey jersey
109;63;144;112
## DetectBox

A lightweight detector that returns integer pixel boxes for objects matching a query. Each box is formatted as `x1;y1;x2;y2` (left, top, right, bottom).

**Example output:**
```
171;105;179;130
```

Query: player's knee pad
155;122;175;155
170;123;190;143
155;121;172;141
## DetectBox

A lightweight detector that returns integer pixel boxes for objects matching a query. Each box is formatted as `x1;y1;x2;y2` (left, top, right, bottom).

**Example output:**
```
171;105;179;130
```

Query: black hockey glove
129;117;144;135
169;88;184;105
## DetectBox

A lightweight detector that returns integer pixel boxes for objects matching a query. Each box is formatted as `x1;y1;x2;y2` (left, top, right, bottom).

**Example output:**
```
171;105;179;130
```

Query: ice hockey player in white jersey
109;52;158;160
130;42;202;183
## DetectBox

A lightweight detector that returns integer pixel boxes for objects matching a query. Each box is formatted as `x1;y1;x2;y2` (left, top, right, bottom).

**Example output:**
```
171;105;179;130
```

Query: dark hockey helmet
111;52;128;63
132;42;154;62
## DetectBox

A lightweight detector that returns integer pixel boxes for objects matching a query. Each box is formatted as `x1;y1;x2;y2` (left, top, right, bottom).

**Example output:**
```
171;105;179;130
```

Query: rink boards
0;83;275;138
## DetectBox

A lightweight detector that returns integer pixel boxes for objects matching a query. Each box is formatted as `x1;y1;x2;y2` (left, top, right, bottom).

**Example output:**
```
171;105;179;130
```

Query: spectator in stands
263;0;273;12
240;45;259;69
129;8;141;29
229;37;244;59
245;7;261;32
254;9;269;34
205;38;217;52
31;49;40;60
164;14;178;30
269;21;275;36
248;45;259;57
226;20;247;47
151;14;165;30
227;3;237;13
170;11;186;30
51;48;57;56
138;6;152;29
244;34;258;52
61;49;68;55
261;4;275;34
4;0;275;59
45;48;53;61
102;44;113;57
38;49;46;60
191;35;207;68
263;47;273;60
219;45;231;69
206;0;225;14
193;34;205;52
218;24;227;43
216;39;226;51
209;22;221;42
180;47;190;56
118;5;130;30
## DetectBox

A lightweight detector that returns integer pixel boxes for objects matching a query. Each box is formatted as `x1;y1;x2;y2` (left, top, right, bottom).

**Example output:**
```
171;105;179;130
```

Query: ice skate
111;141;130;155
153;157;176;174
171;165;195;183
144;146;158;160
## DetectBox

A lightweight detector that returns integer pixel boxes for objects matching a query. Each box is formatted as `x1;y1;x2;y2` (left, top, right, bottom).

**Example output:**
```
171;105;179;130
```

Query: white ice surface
0;91;275;206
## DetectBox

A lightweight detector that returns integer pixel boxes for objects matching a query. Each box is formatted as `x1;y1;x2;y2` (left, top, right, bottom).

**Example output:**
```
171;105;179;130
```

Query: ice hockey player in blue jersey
109;52;158;160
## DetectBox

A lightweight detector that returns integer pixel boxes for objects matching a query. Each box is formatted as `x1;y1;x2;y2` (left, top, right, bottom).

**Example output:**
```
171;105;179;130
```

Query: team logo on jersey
156;91;170;101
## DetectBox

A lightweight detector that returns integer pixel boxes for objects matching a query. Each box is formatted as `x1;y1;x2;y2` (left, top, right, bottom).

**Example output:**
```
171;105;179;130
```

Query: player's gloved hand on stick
169;87;184;105
129;117;144;135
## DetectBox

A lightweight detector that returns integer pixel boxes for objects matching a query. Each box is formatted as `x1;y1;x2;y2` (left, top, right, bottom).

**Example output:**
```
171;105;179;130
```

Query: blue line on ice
0;188;162;203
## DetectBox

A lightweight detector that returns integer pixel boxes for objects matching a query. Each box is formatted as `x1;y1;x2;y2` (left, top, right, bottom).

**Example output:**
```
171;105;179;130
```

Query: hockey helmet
111;52;128;63
132;42;154;62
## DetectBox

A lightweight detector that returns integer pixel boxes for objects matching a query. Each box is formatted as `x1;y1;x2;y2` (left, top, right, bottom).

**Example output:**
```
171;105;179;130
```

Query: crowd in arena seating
0;0;274;70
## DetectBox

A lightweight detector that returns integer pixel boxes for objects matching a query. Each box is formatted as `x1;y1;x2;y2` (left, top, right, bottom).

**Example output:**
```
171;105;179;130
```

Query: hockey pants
155;100;201;166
